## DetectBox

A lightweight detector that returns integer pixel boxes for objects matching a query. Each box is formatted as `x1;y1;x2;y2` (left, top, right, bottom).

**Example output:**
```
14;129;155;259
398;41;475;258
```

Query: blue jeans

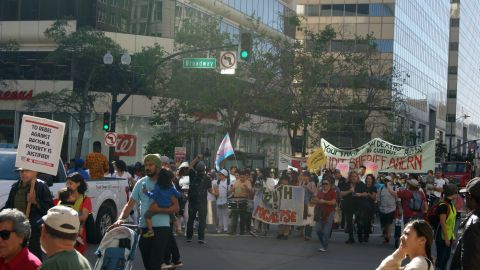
316;212;334;250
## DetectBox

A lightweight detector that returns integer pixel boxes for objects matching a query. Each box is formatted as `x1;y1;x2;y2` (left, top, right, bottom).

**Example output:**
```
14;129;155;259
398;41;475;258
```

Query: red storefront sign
0;90;33;100
114;134;137;156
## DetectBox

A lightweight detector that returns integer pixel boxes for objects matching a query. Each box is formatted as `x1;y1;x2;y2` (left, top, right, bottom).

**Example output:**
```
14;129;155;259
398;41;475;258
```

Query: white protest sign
253;185;304;226
321;138;435;173
15;115;65;175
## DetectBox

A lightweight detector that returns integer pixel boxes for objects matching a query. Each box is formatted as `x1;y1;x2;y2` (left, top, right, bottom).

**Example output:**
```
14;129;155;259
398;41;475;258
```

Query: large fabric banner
321;138;435;173
278;153;306;171
253;185;304;226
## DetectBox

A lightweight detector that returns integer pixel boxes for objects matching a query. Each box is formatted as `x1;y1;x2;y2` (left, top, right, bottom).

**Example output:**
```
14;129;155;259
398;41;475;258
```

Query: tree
27;20;168;158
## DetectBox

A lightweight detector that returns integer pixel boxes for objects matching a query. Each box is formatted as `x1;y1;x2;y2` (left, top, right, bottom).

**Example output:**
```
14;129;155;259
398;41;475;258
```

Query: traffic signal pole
109;90;118;162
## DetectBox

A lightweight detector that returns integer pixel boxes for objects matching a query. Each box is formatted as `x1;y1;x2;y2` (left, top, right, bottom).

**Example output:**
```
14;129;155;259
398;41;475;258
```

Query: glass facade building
296;0;452;147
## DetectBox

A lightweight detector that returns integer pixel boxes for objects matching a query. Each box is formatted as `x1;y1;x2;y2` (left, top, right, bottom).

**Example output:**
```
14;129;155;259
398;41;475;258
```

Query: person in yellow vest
435;183;458;270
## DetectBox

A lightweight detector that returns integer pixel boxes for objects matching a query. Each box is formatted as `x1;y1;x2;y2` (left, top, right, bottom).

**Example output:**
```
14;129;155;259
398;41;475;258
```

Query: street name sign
183;58;217;68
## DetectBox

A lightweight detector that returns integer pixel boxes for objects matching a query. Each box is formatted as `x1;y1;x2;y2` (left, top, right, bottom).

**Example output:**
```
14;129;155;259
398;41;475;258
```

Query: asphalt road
85;225;394;270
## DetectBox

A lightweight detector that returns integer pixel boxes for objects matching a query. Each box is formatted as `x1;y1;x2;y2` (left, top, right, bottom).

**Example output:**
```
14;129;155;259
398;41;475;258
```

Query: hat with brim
178;162;189;169
407;179;419;187
460;178;480;198
220;169;229;177
39;205;80;235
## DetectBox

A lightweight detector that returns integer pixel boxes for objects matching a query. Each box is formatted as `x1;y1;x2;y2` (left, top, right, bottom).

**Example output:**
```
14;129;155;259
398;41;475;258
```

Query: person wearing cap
387;177;428;225
38;206;91;270
2;168;53;261
84;141;109;180
0;209;41;270
433;183;457;270
66;158;90;180
378;175;397;244
176;162;190;232
212;169;231;233
112;154;180;270
186;155;212;243
451;177;480;270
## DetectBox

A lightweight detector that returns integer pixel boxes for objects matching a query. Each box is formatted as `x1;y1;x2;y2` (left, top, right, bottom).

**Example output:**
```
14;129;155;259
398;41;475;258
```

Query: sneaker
143;231;155;238
161;263;173;269
249;230;258;237
198;239;206;244
186;238;192;243
173;261;183;268
318;248;326;252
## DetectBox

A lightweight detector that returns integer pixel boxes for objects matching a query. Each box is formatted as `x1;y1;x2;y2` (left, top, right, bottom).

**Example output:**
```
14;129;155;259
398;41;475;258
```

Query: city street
85;227;394;270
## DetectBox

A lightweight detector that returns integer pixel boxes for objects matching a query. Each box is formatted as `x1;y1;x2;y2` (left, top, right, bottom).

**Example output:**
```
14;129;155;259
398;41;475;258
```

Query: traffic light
239;31;252;61
103;112;110;131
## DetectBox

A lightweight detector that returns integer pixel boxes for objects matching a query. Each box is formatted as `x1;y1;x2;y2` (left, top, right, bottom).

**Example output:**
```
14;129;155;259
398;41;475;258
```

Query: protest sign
278;153;306;171
253;185;304;226
364;161;379;177
15;115;65;175
307;147;327;172
321;138;435;173
336;162;349;178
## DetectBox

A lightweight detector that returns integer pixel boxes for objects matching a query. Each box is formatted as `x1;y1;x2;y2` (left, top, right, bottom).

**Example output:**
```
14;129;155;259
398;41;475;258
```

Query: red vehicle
442;161;474;187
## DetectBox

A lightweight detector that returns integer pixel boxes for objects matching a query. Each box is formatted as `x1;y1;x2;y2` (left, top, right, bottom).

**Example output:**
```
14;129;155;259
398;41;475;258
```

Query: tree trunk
302;122;308;157
75;109;86;159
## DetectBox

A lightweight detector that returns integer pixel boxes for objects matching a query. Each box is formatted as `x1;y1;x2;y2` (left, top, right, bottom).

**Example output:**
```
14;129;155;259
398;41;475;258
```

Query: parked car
0;148;129;243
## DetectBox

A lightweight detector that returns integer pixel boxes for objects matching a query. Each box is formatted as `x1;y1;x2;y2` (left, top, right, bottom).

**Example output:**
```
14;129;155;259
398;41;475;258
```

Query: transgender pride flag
215;133;235;171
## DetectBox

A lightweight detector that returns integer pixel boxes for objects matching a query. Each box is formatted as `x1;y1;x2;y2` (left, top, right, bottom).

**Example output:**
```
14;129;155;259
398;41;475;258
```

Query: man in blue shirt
112;154;180;270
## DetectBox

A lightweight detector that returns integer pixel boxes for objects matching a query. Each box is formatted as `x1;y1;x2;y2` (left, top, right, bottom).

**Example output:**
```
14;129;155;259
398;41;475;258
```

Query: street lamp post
103;51;131;162
448;114;470;161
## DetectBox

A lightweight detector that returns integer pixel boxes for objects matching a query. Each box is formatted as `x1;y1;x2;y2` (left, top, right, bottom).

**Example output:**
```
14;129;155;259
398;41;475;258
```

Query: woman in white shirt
212;169;231;233
376;220;434;270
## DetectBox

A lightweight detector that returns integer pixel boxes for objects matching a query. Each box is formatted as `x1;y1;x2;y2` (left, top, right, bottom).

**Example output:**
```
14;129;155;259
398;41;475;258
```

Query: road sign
183;58;216;68
104;132;118;147
114;134;136;156
219;51;237;69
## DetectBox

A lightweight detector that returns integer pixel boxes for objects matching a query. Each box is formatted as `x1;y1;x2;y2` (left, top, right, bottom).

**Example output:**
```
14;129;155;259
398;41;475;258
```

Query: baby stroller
94;224;140;270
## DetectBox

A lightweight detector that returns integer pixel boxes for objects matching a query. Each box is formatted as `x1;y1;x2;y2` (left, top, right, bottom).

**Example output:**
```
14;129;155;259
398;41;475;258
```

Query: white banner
321;138;435;173
278;153;306;171
253;185;304;226
16;115;65;175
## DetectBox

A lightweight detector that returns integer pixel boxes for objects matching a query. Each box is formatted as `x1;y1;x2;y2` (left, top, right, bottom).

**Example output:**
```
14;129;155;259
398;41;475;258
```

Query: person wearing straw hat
2;168;53;261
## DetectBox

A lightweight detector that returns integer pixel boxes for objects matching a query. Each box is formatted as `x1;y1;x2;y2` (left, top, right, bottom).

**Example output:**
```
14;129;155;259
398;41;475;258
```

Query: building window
448;66;458;75
305;4;320;16
345;4;356;16
447;90;457;98
296;4;305;15
320;5;332;16
450;18;459;27
332;4;344;16
140;5;148;18
155;1;162;21
449;42;458;51
357;4;369;16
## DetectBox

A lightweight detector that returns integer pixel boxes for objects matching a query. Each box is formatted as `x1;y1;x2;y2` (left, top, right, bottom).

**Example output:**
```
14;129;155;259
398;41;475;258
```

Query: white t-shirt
433;178;447;198
213;180;229;205
179;176;190;190
112;171;132;180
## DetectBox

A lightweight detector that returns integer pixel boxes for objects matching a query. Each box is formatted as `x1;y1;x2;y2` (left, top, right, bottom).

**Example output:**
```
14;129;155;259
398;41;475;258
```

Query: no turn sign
219;51;237;69
104;132;118;147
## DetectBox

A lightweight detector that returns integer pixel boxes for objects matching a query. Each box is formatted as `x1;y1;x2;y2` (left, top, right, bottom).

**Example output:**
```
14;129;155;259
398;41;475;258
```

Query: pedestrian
177;162;190;231
388;178;428;224
378;176;397;244
358;165;367;183
186;155;212;244
333;170;347;229
54;173;92;255
314;176;336;251
212;169;231;233
430;170;447;206
2;168;53;260
206;171;218;230
112;154;181;270
84;141;109;180
339;171;368;243
112;160;135;191
301;171;317;240
435;184;458;270
229;169;252;236
0;209;41;270
364;174;378;242
38;206;91;270
66;158;90;180
376;219;434;270
276;175;291;240
450;178;480;270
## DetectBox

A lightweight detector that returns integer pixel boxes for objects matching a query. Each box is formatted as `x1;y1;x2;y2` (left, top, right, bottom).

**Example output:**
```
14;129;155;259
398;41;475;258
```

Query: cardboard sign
114;134;136;156
321;138;435;173
15;115;65;175
364;161;379;177
278;153;306;171
252;185;304;226
336;162;350;178
307;147;327;171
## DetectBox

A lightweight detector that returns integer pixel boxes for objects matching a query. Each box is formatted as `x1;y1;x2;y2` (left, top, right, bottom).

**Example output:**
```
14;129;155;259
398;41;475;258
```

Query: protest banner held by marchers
321;138;435;173
15;115;65;175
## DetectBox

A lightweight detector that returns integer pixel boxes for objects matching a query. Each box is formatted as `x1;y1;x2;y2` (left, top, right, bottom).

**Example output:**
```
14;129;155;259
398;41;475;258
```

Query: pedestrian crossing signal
240;32;252;61
103;112;110;131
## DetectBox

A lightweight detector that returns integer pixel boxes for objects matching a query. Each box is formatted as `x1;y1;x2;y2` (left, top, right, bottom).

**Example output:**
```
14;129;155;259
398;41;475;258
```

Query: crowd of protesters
2;141;480;270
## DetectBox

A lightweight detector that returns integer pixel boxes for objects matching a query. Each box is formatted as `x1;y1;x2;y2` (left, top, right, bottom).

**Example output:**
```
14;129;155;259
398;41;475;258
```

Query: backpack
409;191;423;212
427;202;450;230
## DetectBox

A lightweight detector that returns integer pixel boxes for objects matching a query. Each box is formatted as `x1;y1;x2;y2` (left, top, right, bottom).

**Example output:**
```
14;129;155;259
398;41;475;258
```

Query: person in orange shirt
84;141;108;179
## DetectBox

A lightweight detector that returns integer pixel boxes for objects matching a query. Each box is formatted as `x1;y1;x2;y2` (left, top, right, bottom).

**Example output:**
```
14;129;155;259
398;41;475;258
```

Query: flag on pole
215;133;235;171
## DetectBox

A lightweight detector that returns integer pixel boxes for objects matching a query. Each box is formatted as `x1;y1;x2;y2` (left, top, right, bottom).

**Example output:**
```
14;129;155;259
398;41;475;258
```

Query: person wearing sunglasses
451;177;480;270
0;208;41;270
313;176;337;252
3;168;54;261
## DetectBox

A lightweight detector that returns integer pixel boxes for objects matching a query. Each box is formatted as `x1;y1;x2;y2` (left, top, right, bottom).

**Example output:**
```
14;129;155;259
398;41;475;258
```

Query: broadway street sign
182;58;216;68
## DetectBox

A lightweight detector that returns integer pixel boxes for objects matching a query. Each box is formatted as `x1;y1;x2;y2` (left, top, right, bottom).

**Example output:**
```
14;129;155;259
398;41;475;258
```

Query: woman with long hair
364;174;378;242
376;219;434;270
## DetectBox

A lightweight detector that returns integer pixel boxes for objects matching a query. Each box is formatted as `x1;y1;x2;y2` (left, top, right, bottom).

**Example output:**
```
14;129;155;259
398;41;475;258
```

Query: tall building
0;0;296;167
296;1;451;148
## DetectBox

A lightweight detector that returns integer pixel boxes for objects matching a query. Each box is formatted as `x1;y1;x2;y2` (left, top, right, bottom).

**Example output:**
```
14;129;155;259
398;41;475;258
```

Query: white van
0;148;129;243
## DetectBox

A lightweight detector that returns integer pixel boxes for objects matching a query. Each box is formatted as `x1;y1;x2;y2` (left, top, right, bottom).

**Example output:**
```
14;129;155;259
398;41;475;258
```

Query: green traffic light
240;50;249;59
103;124;109;130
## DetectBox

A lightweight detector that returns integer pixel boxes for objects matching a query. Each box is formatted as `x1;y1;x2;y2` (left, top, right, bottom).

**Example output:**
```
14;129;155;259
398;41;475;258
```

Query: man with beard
3;168;53;260
112;154;180;270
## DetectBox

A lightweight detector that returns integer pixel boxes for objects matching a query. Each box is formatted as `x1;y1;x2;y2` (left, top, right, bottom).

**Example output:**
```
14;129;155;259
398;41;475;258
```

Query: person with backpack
212;169;231;233
387;178;428;224
434;184;458;270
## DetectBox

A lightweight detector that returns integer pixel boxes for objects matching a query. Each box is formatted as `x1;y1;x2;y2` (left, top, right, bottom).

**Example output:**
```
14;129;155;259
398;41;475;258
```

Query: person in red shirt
387;178;428;224
0;208;41;270
314;176;337;252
